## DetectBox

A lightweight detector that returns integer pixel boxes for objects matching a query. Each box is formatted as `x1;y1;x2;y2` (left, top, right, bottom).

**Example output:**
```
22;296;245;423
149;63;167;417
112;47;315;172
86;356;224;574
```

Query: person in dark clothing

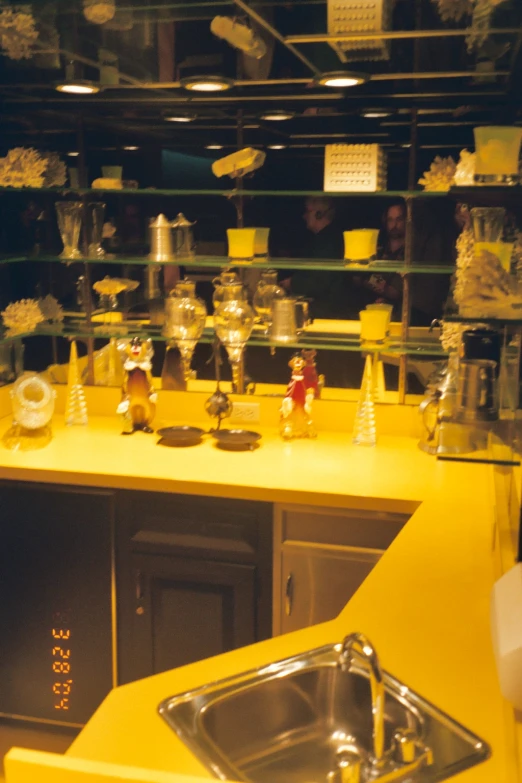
282;197;349;319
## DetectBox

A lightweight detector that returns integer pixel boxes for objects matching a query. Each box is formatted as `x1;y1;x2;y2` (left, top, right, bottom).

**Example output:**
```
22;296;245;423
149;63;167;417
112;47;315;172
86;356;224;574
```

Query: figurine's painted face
289;356;305;373
130;338;142;359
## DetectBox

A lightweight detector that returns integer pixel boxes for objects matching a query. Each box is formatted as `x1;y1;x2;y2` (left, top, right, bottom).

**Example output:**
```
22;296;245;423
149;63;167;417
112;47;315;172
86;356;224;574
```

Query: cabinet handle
135;570;144;602
285;573;294;616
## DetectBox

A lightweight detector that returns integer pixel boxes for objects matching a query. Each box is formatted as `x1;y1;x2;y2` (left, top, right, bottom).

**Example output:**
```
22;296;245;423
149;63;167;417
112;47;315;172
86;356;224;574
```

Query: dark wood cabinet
0;481;115;726
115;490;272;684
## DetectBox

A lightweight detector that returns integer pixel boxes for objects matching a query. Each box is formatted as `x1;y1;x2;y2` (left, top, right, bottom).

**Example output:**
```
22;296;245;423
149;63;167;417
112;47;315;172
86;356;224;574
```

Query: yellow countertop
0;389;518;783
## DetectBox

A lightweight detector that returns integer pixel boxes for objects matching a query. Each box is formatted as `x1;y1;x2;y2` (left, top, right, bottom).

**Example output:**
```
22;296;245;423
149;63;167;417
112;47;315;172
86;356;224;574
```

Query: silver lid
171;212;196;228
149;213;171;228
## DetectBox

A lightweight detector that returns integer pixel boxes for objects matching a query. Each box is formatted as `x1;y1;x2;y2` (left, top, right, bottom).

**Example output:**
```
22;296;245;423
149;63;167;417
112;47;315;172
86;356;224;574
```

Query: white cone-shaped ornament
353;354;376;446
65;340;88;426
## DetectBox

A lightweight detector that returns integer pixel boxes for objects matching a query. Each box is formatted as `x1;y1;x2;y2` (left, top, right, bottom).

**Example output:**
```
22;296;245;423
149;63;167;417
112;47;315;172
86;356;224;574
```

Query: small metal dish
156;426;206;447
212;429;261;451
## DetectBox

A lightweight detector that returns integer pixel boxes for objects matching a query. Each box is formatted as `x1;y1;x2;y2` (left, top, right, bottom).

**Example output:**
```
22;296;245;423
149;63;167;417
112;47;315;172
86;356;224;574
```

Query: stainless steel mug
456;359;498;423
270;298;297;343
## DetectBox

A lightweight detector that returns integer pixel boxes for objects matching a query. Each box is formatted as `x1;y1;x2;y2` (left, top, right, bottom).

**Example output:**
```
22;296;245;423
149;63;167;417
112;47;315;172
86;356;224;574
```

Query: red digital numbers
52;613;73;712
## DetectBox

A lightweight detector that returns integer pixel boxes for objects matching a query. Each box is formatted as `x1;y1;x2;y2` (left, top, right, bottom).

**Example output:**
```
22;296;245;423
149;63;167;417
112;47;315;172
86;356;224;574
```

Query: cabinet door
279;543;381;634
0;482;114;727
119;553;256;682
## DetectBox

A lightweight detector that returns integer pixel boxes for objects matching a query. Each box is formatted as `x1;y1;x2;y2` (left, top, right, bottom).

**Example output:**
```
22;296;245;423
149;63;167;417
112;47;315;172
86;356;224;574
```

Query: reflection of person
283;197;348;319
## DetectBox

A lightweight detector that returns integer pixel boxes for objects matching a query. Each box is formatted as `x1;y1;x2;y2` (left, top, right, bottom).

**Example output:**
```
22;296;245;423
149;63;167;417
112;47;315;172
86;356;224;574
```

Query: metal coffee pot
170;212;195;260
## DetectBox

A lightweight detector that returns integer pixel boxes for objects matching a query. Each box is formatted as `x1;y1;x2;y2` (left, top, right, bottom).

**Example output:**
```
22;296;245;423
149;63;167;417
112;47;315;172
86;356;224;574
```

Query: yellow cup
359;309;389;344
474;241;514;272
367;303;393;334
227;228;257;262
344;229;379;263
474;126;522;183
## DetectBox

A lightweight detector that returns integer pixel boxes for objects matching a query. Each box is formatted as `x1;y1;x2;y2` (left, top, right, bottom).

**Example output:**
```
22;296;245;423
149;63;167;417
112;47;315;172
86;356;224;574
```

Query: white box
327;0;391;62
324;143;387;192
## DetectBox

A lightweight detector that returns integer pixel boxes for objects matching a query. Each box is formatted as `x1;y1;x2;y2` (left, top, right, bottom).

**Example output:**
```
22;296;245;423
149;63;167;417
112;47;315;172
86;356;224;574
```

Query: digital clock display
52;612;73;712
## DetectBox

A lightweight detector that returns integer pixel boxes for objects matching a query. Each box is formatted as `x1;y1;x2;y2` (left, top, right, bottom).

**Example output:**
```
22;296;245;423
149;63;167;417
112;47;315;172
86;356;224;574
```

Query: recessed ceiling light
362;109;392;118
164;112;197;123
123;146;139;151
401;143;412;148
205;144;224;150
260;110;295;121
55;80;100;95
180;75;233;93
267;144;287;150
67;151;80;157
315;71;367;89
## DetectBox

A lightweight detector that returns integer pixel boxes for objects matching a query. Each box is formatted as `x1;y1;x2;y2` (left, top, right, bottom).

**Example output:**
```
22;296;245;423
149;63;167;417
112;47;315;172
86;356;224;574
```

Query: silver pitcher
149;214;174;262
171;212;195;260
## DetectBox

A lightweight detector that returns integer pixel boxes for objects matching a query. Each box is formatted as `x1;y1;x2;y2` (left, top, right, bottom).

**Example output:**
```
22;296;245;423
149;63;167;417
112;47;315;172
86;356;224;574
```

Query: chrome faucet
339;633;385;766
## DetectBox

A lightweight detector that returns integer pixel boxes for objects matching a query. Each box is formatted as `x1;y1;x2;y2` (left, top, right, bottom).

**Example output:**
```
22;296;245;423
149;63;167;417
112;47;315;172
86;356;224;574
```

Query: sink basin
159;642;489;783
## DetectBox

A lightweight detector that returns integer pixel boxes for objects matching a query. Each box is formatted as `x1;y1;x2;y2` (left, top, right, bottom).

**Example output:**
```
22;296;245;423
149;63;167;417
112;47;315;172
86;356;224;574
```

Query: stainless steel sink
159;640;489;783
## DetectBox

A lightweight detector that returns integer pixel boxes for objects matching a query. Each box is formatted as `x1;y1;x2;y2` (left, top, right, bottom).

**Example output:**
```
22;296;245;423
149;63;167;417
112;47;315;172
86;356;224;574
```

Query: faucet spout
339;633;385;765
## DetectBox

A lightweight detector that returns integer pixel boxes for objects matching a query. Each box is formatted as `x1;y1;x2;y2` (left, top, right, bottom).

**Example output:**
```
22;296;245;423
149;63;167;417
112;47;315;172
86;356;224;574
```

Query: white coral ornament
454;149;476;186
0;8;38;60
38;295;64;324
0;147;47;188
1;299;45;337
418;156;457;192
431;0;473;22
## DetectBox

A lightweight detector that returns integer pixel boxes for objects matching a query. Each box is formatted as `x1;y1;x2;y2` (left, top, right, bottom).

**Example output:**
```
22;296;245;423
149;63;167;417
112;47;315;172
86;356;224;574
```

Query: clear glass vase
163;280;207;383
253;269;285;327
55;201;83;260
86;202;106;258
214;297;254;392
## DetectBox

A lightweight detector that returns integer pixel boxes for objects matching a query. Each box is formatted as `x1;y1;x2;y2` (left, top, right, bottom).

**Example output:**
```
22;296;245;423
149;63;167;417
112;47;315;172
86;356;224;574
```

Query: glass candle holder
227;228;257;263
470;207;505;242
474;241;514;273
474;126;522;185
359;309;389;344
344;229;379;264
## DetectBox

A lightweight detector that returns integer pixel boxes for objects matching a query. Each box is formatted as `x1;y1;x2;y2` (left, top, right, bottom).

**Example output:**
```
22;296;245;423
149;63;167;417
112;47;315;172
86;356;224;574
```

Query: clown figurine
117;337;157;434
280;353;317;440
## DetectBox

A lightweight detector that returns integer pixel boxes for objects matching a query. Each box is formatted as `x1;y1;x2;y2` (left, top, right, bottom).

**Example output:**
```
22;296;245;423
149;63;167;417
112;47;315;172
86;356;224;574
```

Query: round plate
156;426;206;447
212;429;262;451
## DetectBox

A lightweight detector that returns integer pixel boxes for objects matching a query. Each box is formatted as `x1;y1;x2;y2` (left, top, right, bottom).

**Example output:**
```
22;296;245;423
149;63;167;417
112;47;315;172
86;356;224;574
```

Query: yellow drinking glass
366;303;393;334
344;229;379;264
227;228;257;263
253;228;270;257
359;309;389;344
474;126;522;185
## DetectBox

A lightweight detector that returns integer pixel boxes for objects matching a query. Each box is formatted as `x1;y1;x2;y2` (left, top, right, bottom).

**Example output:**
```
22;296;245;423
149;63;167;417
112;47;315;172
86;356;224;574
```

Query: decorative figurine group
115;337;322;441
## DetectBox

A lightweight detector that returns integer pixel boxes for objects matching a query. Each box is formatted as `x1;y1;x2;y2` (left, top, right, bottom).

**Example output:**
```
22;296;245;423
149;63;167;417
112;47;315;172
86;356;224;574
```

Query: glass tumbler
55;201;83;260
470;207;505;242
227;228;257;263
86;202;106;258
474;126;522;185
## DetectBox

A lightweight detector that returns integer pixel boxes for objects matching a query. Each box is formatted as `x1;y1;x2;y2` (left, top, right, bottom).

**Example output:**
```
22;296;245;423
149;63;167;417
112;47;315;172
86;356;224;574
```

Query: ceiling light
362;109;392;118
260;110;295;121
401;143;412;148
315;71;367;89
123;145;139;151
267;144;287;150
55;80;100;94
206;144;224;150
67;151;80;157
180;75;233;93
164;112;196;123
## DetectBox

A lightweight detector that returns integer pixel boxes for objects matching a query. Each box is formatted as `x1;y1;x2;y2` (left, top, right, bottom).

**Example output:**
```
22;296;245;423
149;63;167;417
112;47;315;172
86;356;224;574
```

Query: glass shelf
0;186;449;199
449;185;522;207
0;254;456;275
0;319;447;356
444;314;522;326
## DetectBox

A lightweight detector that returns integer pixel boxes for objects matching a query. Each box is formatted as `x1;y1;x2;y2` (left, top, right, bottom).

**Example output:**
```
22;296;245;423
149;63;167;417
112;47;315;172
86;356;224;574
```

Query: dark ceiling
0;0;521;166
